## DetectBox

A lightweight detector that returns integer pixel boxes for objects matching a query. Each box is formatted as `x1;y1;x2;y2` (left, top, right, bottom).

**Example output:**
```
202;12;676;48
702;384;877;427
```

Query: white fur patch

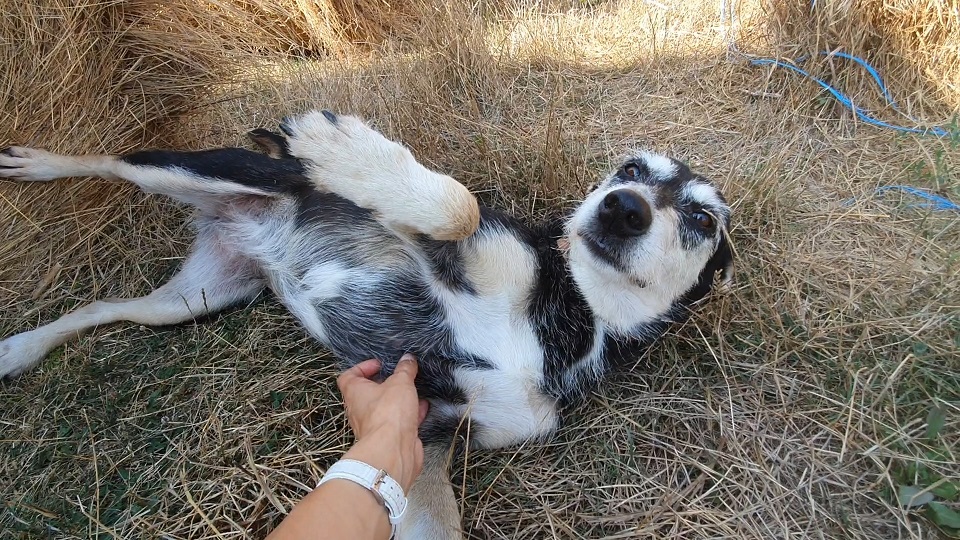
432;228;560;447
283;111;480;241
301;261;352;302
454;367;559;447
684;181;726;209
638;150;678;181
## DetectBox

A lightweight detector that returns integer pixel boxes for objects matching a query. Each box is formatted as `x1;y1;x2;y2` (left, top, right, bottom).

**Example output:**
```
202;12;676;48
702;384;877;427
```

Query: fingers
337;354;419;406
337;359;381;393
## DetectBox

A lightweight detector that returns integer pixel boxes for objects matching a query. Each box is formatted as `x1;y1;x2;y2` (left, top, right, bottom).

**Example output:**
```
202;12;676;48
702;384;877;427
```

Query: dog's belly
279;260;560;444
269;259;561;448
219;199;561;448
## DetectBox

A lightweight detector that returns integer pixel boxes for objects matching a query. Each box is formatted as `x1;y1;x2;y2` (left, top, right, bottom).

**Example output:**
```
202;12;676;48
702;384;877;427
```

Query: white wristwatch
317;459;408;538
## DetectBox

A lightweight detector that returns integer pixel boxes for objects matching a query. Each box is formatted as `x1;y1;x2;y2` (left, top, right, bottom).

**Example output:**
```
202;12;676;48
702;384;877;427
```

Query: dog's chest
441;228;544;370
436;230;560;444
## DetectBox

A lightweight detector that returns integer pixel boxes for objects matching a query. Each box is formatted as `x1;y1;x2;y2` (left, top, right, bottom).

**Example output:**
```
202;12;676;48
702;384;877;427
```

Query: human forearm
266;474;391;540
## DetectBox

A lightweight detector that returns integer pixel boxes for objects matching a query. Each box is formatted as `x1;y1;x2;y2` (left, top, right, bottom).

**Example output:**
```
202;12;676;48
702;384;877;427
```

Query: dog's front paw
0;332;52;379
279;110;409;178
0;146;64;182
279;110;479;241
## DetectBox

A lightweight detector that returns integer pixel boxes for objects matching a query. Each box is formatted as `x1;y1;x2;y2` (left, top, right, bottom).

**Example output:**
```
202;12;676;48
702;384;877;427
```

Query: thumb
337;359;381;394
418;399;430;425
389;353;419;383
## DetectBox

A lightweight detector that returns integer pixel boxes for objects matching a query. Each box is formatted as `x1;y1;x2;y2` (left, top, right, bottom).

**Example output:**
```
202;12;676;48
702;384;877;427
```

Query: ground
1;1;958;539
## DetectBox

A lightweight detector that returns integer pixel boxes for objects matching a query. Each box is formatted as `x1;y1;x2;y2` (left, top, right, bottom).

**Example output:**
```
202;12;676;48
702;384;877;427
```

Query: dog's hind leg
0;145;304;213
0;226;264;379
398;443;464;540
279;111;481;241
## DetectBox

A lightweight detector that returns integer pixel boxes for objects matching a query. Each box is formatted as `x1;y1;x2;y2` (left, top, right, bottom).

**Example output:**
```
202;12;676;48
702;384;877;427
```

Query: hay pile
0;0;411;324
2;0;958;539
765;0;960;122
0;1;241;318
204;0;419;55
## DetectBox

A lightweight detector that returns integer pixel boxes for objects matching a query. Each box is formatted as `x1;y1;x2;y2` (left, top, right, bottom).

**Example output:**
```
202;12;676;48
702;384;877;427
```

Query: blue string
750;57;951;138
720;0;960;212
803;51;895;105
842;186;960;212
720;0;953;138
873;186;960;211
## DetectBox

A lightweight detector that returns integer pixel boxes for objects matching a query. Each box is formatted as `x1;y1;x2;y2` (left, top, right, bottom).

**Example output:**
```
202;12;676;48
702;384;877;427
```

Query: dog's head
565;150;733;332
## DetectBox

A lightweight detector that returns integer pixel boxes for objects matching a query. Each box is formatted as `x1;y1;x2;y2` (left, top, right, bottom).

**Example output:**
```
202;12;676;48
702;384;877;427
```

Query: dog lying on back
0;110;732;539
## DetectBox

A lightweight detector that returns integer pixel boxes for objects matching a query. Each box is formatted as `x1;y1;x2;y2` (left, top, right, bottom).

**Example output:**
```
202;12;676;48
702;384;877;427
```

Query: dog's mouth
580;230;621;267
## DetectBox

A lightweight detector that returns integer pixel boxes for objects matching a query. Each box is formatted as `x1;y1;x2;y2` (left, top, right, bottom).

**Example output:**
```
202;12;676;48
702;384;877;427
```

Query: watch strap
317;459;407;535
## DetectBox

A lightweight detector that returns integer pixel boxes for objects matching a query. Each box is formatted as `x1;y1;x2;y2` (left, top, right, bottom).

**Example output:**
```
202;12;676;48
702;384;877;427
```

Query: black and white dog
0;110;732;539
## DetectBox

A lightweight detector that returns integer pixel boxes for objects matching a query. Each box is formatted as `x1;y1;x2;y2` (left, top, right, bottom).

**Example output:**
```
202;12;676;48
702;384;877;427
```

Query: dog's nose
598;189;652;237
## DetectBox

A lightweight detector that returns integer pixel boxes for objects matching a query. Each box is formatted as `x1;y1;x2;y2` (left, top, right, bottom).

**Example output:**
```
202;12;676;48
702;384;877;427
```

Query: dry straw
1;0;958;539
766;0;960;120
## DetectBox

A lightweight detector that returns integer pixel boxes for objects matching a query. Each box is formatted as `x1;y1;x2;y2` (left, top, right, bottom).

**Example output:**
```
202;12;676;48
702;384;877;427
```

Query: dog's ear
714;237;735;292
248;128;293;159
680;233;734;308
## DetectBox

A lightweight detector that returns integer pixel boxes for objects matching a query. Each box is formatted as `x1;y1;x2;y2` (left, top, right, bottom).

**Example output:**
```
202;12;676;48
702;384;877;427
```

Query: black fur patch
122;148;309;194
295;189;375;231
414;356;470;404
526;218;599;401
416;235;475;294
600;332;659;373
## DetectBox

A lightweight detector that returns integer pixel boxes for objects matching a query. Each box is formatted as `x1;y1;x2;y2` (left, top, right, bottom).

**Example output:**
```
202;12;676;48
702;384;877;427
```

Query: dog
0;110;733;539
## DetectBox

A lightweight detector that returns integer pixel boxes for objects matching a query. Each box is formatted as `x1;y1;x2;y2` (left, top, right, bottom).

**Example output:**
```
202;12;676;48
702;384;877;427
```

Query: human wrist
344;432;414;490
313;476;392;538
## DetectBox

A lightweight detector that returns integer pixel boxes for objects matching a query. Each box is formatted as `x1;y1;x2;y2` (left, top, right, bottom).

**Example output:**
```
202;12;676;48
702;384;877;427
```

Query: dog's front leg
279;111;480;241
398;444;464;540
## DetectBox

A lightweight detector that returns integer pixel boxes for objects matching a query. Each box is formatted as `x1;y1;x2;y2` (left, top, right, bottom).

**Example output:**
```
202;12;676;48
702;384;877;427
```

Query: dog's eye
692;211;715;229
623;163;643;178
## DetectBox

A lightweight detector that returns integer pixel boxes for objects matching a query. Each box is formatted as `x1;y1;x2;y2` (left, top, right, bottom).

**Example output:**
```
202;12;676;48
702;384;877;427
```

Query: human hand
337;354;429;491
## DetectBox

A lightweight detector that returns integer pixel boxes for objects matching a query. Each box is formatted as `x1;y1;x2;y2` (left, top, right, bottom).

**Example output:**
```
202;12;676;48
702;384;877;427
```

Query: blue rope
873;186;960;212
750;57;951;138
720;0;959;212
720;0;954;138
842;185;960;212
803;51;895;105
